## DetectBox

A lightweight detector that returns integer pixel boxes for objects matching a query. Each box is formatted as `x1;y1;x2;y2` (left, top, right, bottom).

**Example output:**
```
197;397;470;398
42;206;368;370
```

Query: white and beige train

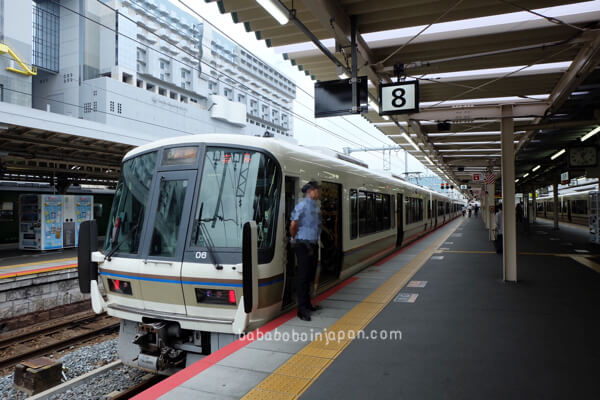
78;134;463;373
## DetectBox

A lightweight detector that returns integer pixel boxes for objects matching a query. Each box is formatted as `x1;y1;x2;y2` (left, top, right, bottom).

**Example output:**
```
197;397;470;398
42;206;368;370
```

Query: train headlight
108;278;132;295
195;288;237;305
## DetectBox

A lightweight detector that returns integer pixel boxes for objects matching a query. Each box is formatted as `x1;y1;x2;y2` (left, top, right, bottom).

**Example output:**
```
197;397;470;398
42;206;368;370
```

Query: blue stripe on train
99;271;283;287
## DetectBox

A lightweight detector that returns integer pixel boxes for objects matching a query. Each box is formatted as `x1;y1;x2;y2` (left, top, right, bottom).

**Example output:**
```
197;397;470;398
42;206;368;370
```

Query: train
77;134;464;374
535;190;593;226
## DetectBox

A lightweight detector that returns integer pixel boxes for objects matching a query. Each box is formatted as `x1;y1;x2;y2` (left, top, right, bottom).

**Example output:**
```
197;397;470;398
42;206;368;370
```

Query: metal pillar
481;187;487;225
487;183;495;239
553;181;559;230
501;105;517;282
531;190;537;224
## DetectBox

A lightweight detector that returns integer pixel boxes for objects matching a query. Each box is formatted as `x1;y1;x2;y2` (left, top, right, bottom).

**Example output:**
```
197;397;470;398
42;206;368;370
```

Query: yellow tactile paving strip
0;257;76;270
242;219;463;399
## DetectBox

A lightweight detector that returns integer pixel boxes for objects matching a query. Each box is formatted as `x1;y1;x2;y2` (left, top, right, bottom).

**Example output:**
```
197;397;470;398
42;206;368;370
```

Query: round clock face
569;146;597;167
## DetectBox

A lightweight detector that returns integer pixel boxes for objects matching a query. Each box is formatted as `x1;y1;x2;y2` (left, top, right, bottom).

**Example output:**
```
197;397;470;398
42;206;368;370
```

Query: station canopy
210;0;600;195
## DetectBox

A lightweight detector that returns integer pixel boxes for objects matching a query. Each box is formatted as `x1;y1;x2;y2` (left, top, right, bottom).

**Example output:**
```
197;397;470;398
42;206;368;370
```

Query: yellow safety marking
570;256;600;274
242;218;464;399
0;264;76;279
0;257;77;270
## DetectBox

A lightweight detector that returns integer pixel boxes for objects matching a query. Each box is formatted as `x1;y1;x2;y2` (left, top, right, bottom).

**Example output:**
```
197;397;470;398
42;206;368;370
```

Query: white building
1;0;296;138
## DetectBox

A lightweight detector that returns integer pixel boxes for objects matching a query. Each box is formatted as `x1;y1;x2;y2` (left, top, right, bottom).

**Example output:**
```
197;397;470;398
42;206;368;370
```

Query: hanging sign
473;173;480;181
561;171;569;185
379;81;419;115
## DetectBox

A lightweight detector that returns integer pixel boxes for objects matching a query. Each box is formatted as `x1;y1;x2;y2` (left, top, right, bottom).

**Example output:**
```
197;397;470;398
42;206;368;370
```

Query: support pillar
487;183;495;239
482;187;488;226
501;105;517;282
531;189;537;224
553;181;559;230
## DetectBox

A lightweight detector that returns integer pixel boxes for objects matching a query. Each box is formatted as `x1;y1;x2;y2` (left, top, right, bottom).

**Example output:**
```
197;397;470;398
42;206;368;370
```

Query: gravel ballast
0;339;147;399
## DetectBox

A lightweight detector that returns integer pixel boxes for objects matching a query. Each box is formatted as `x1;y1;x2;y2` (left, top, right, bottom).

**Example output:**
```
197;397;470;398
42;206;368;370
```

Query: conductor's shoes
309;304;321;312
297;312;311;321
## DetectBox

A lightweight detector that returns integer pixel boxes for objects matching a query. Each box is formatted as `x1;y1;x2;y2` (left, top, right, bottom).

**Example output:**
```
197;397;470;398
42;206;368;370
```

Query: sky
169;0;433;178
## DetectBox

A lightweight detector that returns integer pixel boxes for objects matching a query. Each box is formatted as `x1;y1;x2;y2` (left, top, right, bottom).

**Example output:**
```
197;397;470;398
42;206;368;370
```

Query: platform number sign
379;81;419;115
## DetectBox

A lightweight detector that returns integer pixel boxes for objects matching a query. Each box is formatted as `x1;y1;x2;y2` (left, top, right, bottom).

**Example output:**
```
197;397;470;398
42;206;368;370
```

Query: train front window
103;151;157;255
192;147;280;249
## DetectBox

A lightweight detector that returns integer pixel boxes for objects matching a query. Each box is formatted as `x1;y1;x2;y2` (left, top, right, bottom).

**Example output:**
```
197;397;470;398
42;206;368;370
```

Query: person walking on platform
494;204;503;253
290;180;322;321
474;204;479;217
516;203;523;223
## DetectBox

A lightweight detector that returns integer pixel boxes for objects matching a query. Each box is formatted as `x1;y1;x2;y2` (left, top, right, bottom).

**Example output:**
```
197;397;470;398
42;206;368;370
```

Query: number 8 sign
379;81;420;115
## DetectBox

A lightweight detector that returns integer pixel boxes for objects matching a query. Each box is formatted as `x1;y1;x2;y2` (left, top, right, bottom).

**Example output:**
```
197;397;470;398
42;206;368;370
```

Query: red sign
473;173;480;181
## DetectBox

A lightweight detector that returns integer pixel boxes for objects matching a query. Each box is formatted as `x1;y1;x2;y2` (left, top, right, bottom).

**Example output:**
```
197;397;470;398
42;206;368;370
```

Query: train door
139;170;196;314
318;181;343;286
396;194;404;246
282;176;298;308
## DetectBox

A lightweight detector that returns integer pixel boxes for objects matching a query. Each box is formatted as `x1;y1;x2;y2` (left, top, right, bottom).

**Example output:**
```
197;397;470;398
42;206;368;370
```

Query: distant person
290;180;322;321
474;204;479;217
516;203;523;223
494;204;503;253
468;205;472;217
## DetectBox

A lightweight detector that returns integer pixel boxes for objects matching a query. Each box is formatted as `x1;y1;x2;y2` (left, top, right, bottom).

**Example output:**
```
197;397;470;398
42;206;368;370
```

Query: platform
133;215;600;399
0;248;77;280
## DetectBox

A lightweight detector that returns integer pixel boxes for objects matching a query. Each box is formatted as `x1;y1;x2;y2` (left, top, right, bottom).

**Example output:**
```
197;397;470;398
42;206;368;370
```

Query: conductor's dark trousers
294;241;318;314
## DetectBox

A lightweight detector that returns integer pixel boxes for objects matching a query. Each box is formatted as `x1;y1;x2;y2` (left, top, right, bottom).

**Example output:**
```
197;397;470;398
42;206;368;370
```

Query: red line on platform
134;276;359;400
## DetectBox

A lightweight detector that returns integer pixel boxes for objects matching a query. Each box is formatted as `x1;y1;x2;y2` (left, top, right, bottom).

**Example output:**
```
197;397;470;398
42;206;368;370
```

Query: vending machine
19;194;94;250
19;194;64;250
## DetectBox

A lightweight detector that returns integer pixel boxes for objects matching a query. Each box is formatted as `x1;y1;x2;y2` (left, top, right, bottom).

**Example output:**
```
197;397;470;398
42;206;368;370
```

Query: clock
568;146;598;167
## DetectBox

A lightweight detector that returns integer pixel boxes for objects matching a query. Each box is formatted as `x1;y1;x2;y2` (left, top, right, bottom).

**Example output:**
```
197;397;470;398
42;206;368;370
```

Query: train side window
383;194;390;230
358;191;367;236
350;189;358;239
390;195;395;229
375;194;384;232
367;192;376;233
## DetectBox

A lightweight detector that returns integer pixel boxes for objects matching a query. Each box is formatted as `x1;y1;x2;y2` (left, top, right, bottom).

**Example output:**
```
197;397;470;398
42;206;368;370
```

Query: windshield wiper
104;222;139;261
193;202;222;270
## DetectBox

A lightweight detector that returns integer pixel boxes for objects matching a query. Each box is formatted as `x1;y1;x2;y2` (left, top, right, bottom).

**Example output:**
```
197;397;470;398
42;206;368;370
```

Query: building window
158;87;166;96
238;94;245;103
208;81;218;95
136;48;147;73
117;103;122;114
32;0;60;73
84;103;92;113
223;87;233;101
272;109;279;123
109;101;115;112
92;101;97;112
159;59;170;81
250;100;258;116
0;84;3;102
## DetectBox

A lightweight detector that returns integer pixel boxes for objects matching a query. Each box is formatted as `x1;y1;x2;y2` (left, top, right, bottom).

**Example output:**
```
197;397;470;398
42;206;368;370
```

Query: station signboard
379;81;419;115
561;171;569;184
460;184;468;190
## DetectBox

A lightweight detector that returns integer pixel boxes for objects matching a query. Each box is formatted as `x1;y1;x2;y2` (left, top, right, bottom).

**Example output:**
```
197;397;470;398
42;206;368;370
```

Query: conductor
290;180;322;321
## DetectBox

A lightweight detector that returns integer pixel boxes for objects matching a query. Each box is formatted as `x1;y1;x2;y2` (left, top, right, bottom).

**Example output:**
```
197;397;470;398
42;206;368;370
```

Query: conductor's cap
301;180;320;193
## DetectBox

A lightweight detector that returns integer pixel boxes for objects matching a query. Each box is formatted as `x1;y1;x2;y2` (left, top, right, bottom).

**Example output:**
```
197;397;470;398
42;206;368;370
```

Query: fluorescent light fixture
402;132;420;151
369;100;380;113
523;173;529;178
256;0;289;25
515;178;520;183
424;156;434;165
382;115;390;120
550;148;566;160
532;165;541;172
580;126;600;142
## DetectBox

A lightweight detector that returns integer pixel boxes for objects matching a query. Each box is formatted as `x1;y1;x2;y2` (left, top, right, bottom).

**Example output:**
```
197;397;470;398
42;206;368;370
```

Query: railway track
0;313;119;371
